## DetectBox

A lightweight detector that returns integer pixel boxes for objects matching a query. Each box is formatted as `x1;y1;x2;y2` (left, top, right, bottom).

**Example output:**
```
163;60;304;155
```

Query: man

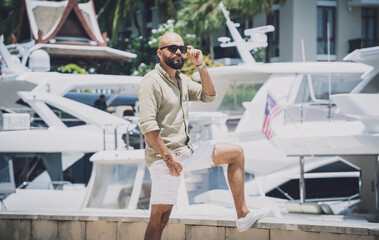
138;32;269;240
94;94;107;111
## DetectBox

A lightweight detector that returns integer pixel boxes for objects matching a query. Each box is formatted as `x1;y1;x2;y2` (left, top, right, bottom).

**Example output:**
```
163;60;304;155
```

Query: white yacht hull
0;125;103;153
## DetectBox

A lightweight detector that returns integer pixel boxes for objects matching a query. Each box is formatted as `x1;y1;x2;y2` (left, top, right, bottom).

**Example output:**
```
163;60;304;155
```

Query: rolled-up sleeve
138;76;161;134
185;77;216;103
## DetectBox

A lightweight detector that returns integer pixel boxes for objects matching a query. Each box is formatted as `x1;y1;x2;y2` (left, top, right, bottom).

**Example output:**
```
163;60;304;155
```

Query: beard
163;54;184;69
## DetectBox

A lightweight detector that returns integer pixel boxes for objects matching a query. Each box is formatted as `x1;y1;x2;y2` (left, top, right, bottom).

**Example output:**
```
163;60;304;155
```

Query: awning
348;0;379;7
39;43;137;62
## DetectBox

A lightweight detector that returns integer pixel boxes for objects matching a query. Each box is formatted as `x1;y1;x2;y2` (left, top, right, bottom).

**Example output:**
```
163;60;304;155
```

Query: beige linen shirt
138;64;216;167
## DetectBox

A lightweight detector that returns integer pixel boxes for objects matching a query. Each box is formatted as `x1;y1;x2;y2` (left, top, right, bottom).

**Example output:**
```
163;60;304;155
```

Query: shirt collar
155;63;181;80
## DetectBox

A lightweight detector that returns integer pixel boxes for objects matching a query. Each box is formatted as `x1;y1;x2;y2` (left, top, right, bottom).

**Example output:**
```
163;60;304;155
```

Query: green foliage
252;48;266;62
58;64;88;74
0;0;22;44
94;0;141;44
108;35;156;75
219;83;262;112
181;54;223;78
111;19;202;76
148;19;200;49
178;0;227;40
154;0;176;20
132;62;155;76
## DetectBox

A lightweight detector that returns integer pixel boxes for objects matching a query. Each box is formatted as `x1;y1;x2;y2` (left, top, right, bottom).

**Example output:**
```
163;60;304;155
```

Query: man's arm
144;130;183;177
197;65;217;96
187;46;216;96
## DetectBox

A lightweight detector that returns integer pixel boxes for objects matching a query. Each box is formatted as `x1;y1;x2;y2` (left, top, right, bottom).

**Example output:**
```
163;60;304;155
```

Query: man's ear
157;49;161;57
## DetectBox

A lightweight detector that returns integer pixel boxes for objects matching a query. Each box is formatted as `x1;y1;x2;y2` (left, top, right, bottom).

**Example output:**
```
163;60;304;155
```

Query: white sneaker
236;207;271;232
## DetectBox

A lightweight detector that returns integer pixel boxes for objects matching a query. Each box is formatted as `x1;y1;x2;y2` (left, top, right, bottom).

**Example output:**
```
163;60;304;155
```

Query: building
124;0;379;63
256;0;379;62
12;0;136;70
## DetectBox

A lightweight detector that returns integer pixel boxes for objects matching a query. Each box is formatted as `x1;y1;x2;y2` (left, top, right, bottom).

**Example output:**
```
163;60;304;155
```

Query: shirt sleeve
184;75;216;103
138;75;162;134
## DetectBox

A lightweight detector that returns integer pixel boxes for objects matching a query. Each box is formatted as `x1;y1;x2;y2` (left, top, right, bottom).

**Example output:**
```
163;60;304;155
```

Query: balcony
348;38;379;52
348;0;379;7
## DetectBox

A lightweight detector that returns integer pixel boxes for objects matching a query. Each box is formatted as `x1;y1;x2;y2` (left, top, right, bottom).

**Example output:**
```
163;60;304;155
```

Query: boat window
266;177;359;201
267;159;360;201
136;167;151;209
0;155;15;197
219;83;263;113
307;160;359;173
361;72;379;93
86;164;138;209
185;166;229;205
295;73;363;103
0;156;11;183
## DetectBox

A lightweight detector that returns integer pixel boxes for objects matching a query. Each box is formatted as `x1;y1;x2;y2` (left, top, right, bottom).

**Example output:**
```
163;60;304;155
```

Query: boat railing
16;180;80;190
103;123;143;150
282;102;355;124
303;193;360;204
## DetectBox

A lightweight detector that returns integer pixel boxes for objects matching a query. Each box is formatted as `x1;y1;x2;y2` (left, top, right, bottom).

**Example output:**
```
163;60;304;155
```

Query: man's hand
187;45;203;66
165;154;183;177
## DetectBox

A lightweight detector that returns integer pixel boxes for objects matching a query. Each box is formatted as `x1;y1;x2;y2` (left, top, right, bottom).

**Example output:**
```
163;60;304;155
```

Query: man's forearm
198;66;217;96
144;130;172;160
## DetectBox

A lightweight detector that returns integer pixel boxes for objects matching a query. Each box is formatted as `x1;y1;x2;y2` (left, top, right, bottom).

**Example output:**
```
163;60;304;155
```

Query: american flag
262;92;281;139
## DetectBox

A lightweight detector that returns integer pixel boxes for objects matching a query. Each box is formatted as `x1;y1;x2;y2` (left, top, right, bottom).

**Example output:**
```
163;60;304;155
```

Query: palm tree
178;0;230;59
94;0;142;43
236;0;286;62
155;0;176;20
0;0;22;44
95;0;177;43
233;0;261;26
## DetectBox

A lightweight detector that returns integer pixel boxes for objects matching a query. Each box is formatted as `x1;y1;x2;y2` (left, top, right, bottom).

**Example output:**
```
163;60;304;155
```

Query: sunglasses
160;45;188;54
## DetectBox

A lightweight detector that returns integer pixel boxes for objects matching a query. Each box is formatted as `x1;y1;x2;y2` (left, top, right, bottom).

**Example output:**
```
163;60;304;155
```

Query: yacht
0;35;143;210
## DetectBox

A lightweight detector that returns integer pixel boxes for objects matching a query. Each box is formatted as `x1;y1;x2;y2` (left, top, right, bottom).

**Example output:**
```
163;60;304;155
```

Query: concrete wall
280;0;317;62
336;0;362;60
0;213;378;240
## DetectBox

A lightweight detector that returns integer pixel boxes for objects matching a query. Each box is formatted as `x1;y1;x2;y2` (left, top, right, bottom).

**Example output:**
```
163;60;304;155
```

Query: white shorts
148;141;216;205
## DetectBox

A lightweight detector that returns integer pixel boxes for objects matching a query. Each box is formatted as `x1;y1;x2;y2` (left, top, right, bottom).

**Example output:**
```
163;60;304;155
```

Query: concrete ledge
0;211;378;240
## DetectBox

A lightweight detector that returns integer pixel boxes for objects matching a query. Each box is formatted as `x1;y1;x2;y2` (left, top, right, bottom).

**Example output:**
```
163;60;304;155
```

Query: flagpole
266;90;299;129
266;91;316;204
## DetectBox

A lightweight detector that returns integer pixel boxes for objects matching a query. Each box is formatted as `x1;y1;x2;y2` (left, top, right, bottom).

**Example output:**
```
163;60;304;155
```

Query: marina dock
1;211;378;240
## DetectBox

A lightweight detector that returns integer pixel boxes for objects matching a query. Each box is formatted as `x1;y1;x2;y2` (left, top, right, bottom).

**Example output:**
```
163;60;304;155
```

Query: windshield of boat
360;72;379;93
294;73;363;103
185;167;254;205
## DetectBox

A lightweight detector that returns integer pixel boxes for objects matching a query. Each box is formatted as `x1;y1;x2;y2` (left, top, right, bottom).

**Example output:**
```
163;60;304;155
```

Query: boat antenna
218;2;274;64
0;35;28;76
327;22;332;121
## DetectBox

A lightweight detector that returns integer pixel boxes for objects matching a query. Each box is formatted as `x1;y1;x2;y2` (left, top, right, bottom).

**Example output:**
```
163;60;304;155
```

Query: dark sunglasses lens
179;46;187;53
167;45;187;53
167;45;178;53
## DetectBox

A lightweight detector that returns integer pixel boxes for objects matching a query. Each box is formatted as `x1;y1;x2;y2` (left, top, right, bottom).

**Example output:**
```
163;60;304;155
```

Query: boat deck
1;211;378;240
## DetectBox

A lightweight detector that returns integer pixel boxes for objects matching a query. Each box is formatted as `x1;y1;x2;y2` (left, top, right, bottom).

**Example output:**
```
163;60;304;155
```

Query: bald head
158;32;184;49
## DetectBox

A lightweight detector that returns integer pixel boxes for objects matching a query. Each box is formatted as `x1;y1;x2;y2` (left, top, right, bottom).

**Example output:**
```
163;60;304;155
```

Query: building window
362;8;377;40
270;9;280;58
317;6;335;55
348;7;378;52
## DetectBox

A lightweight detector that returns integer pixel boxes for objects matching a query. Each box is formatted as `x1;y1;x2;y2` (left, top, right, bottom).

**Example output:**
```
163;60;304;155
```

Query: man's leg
212;142;249;219
144;204;173;240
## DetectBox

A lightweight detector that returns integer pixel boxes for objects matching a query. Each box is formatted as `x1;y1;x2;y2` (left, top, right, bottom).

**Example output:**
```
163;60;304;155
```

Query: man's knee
150;205;172;223
213;142;245;165
160;210;171;228
232;145;244;163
